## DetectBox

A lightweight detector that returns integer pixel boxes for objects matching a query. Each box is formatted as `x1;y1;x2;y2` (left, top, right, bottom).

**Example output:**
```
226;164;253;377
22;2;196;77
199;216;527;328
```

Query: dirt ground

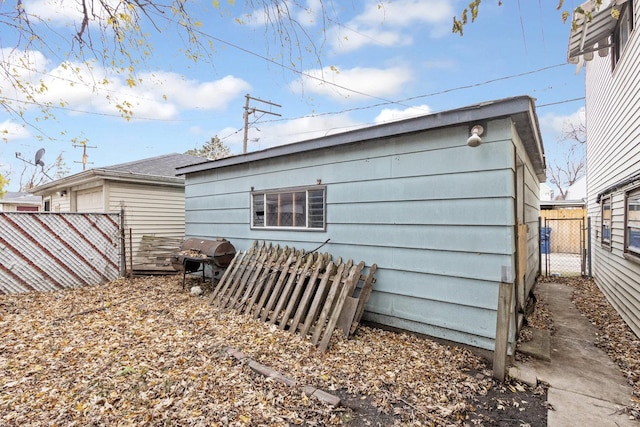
0;275;636;426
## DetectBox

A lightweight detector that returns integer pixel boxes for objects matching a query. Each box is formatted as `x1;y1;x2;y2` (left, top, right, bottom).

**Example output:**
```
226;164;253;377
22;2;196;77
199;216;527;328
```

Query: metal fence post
588;216;592;277
120;207;126;277
538;216;542;276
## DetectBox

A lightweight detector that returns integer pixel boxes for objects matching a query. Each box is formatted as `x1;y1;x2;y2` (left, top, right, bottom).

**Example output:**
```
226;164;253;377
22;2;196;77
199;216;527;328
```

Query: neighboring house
0;192;42;212
30;153;206;273
540;176;586;203
568;0;640;337
177;96;546;353
564;175;587;202
540;182;555;202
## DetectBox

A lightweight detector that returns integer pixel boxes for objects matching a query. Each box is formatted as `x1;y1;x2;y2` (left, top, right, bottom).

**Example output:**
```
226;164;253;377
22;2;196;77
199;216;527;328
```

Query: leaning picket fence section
209;241;377;352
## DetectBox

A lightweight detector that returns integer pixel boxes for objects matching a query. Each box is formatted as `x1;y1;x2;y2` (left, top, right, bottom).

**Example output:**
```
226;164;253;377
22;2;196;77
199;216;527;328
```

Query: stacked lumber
132;235;183;273
209;241;377;352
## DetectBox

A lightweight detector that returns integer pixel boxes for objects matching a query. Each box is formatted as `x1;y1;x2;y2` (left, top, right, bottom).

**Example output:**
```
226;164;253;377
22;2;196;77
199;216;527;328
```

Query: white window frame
625;186;640;257
612;0;634;68
251;185;326;231
602;195;612;247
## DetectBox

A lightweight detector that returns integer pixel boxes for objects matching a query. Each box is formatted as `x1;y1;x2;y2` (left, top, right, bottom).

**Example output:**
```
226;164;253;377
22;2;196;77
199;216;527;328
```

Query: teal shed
178;96;546;353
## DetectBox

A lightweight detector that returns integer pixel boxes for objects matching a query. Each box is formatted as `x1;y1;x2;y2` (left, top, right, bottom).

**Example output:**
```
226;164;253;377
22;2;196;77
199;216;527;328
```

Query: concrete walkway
509;281;637;427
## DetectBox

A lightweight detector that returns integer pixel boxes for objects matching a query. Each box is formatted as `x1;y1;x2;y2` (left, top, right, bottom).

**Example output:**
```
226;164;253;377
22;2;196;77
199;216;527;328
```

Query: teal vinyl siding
184;113;542;351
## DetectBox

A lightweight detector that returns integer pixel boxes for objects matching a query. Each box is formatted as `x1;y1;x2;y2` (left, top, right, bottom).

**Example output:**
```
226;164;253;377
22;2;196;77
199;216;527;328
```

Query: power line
537;97;585;108
2;59;581;135
191;26;418;110
3;7;574;124
2;20;581;139
247;64;577;126
243;94;281;153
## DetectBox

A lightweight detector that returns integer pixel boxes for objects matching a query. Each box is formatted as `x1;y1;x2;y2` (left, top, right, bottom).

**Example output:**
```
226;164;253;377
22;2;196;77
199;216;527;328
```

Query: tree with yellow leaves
0;174;9;198
1;0;328;125
452;0;612;36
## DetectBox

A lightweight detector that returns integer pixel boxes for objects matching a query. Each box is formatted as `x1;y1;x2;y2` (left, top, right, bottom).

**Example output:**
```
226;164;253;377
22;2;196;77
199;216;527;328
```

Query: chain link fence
540;214;591;277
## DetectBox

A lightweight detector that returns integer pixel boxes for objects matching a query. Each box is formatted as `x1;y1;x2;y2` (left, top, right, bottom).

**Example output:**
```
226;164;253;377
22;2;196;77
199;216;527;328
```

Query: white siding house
178;96;546;353
30;153;205;272
0;192;42;212
568;0;640;337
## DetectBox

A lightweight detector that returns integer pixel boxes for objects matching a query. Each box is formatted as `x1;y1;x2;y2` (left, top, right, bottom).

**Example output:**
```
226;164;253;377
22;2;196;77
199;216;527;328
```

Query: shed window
625;187;640;256
602;196;612;246
251;186;325;230
612;0;634;68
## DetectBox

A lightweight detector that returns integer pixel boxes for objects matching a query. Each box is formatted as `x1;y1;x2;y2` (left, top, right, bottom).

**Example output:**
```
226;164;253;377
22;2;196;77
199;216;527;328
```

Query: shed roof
30;153;206;195
177;96;547;181
0;192;42;206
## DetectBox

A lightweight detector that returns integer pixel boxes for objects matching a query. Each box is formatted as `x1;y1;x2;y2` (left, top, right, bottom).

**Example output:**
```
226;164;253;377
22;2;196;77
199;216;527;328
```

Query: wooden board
209;241;376;352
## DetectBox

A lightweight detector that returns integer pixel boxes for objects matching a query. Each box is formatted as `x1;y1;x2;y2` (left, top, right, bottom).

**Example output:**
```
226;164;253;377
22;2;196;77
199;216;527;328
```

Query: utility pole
243;94;281;153
73;143;97;171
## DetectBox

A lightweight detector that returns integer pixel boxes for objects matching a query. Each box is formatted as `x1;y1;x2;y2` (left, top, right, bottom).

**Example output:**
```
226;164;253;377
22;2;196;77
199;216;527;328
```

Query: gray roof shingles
102;153;207;177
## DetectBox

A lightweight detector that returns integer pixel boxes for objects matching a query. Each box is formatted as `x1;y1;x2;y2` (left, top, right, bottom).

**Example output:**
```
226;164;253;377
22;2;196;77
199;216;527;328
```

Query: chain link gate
540;216;591;277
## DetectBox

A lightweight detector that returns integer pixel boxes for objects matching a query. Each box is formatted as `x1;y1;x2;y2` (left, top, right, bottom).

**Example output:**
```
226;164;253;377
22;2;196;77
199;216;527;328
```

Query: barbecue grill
171;238;236;289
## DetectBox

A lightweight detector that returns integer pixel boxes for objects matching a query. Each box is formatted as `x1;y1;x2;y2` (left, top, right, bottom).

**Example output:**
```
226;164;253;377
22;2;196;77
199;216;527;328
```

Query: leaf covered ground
0;275;550;426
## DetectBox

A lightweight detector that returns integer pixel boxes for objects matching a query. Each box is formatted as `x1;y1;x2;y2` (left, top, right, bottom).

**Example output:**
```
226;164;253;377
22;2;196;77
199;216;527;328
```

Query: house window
251;186;326;230
612;0;634;68
602;196;612;246
44;200;51;212
625;187;640;256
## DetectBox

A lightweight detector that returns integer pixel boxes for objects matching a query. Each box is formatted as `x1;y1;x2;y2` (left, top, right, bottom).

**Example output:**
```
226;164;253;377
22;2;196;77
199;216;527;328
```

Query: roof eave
178;96;546;180
29;169;184;195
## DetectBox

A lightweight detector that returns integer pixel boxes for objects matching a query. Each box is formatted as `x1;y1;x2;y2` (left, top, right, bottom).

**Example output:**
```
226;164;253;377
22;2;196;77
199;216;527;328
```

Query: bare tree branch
547;119;587;200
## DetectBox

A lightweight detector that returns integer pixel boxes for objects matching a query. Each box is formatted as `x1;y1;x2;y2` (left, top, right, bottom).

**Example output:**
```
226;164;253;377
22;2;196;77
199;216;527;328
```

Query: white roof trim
567;0;628;64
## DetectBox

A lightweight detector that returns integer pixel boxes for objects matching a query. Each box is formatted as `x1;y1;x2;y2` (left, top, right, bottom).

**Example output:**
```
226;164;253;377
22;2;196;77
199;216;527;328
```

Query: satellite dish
35;148;45;167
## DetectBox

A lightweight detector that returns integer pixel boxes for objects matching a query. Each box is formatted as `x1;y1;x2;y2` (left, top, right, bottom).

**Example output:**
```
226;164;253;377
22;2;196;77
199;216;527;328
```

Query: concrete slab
511;281;637;427
518;328;551;361
547;388;636;427
508;365;538;388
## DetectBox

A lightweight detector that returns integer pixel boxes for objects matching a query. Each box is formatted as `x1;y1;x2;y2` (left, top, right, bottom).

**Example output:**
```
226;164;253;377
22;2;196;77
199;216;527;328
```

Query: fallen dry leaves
1;276;495;426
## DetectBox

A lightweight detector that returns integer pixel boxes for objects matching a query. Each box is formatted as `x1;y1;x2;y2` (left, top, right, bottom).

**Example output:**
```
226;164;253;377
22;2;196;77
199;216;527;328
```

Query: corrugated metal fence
0;212;123;294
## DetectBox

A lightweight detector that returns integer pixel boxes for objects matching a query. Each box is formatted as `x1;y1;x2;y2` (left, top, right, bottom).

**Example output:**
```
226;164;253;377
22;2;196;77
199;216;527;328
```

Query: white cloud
146;73;251;111
328;26;408;53
357;0;453;26
539;107;585;139
0;121;31;142
294;0;325;26
25;0;120;25
328;0;454;53
219;104;432;155
0;49;51;99
241;0;324;28
216;113;363;154
2;51;251;121
292;65;413;101
374;105;432;124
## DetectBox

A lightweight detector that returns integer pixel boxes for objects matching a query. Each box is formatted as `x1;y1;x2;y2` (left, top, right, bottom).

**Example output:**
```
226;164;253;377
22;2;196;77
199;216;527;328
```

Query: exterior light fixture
467;124;484;147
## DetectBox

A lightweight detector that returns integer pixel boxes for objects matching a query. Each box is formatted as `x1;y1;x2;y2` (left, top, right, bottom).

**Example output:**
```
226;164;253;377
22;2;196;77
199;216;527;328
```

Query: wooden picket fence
209;241;377;352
